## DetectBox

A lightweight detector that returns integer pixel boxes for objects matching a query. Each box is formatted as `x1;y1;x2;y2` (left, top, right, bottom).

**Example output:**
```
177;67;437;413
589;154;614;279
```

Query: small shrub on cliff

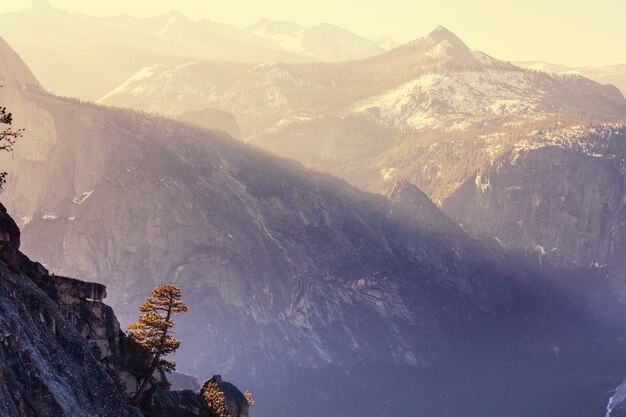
127;284;189;403
244;390;255;407
202;381;233;417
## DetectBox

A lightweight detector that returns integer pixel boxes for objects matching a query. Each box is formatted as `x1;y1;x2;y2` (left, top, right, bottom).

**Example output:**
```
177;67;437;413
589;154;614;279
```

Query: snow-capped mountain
0;0;392;100
100;25;626;199
102;25;624;134
245;18;387;61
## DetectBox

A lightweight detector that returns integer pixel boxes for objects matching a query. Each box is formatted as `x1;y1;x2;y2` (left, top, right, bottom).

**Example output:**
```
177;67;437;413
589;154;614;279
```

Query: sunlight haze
1;0;624;66
2;0;626;415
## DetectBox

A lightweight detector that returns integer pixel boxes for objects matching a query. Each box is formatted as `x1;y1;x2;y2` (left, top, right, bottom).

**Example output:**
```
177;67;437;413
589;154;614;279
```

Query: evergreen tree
128;284;189;402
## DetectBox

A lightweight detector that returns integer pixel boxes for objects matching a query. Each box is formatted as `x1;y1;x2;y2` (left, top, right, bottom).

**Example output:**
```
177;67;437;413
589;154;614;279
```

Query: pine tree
127;284;189;402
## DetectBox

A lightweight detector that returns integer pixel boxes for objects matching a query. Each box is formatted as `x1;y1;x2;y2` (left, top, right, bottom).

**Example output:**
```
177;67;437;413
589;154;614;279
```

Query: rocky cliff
443;125;626;290
0;203;132;417
0;203;249;417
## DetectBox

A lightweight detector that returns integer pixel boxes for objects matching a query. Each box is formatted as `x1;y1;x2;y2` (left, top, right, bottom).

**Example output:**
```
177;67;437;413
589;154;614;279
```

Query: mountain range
100;25;626;201
100;24;626;335
3;32;626;417
0;0;395;100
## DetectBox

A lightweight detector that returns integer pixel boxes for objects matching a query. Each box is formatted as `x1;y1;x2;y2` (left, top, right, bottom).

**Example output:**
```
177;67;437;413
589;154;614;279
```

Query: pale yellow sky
2;0;625;67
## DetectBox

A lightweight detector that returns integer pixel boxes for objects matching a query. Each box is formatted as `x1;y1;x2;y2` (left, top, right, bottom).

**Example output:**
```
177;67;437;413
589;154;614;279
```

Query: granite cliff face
0;204;132;417
443;125;626;289
5;81;521;380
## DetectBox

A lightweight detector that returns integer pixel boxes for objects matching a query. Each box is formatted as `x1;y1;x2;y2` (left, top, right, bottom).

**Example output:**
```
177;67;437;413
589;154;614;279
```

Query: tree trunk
132;354;161;403
132;303;173;403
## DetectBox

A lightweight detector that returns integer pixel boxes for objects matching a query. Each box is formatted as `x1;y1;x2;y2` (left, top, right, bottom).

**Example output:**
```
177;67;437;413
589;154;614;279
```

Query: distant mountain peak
424;25;470;50
158;9;193;30
161;9;193;22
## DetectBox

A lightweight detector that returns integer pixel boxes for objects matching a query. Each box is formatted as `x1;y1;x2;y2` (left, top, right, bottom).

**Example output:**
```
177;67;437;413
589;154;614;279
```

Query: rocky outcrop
201;375;249;417
0;206;132;417
36;275;122;362
141;375;249;417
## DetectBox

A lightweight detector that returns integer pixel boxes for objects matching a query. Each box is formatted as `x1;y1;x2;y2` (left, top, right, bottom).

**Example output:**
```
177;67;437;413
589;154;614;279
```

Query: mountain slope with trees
100;26;626;205
3;35;626;416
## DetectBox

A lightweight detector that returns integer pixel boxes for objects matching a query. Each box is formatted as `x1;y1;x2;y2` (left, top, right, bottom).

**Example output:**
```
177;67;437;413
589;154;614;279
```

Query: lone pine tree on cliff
128;284;189;402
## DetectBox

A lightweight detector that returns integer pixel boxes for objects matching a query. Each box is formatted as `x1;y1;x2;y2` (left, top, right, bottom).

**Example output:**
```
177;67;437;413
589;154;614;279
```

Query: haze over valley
0;1;626;417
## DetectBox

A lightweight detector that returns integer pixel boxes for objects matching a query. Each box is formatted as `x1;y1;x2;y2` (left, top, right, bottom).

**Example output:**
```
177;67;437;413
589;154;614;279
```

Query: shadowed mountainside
2;35;626;417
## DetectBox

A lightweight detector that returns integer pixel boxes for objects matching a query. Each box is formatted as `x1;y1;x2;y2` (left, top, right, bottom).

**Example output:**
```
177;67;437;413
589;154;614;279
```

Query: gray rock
0;219;132;416
201;375;249;417
443;128;626;273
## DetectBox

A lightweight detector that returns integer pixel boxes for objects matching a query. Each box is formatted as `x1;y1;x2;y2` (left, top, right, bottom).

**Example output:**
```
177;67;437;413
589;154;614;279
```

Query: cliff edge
0;203;248;416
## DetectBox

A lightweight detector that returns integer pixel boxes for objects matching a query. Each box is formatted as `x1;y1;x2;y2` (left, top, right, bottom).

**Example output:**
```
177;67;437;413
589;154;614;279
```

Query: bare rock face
141;388;204;417
0;206;241;417
0;208;132;417
443;126;626;274
37;275;122;361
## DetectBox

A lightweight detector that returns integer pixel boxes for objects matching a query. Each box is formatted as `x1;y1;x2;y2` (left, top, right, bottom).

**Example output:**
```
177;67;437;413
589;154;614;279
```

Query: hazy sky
1;0;625;66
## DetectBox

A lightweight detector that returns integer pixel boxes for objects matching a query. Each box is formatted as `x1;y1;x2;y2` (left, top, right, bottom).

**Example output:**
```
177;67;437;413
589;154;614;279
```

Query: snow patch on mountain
351;70;543;130
245;18;385;62
512;124;626;161
73;190;95;205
